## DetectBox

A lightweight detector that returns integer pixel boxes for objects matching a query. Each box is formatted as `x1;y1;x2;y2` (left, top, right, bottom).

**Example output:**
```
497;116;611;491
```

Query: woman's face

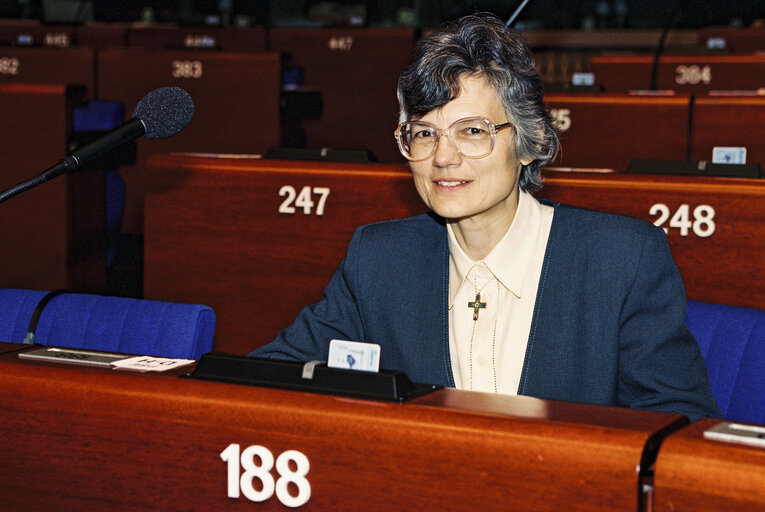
408;75;531;226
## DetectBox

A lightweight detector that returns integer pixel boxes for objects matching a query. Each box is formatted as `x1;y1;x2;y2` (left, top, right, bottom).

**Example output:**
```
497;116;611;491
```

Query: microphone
0;86;194;204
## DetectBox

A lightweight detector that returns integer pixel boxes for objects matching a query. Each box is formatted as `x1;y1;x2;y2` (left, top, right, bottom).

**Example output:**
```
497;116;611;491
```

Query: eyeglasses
394;117;513;162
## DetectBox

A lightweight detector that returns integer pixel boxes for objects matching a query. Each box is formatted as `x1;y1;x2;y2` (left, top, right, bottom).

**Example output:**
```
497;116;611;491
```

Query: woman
251;13;720;422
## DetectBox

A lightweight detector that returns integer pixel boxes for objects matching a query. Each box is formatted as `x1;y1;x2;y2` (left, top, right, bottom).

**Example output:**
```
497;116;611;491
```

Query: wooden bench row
546;92;765;171
590;52;765;93
140;154;764;355
3;344;763;511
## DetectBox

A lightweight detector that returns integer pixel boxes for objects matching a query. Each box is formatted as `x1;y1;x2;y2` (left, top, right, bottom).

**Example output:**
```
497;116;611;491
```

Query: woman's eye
461;126;486;136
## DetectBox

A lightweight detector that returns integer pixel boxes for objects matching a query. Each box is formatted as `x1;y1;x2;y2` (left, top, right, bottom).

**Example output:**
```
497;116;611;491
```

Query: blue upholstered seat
0;289;215;360
687;299;765;425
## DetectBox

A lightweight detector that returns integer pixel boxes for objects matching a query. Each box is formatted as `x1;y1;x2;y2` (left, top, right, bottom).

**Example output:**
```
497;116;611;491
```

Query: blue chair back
0;289;215;360
687;299;765;425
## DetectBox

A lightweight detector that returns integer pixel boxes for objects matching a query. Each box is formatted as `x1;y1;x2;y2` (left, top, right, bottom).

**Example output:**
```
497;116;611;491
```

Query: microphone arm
649;0;683;90
506;0;533;28
0;118;146;205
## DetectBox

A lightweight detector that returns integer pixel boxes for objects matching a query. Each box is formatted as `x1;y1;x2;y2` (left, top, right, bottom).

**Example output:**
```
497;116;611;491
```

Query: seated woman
251;13;721;422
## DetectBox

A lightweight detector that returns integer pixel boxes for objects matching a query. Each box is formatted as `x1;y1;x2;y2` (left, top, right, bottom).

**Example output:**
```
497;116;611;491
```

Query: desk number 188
220;443;311;507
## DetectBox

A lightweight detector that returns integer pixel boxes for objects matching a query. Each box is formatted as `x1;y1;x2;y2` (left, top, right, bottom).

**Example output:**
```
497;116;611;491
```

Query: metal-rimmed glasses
394;116;513;162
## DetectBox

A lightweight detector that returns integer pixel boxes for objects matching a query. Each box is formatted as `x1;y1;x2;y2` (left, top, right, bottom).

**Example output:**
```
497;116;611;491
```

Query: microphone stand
0;118;145;205
506;0;533;28
0;158;77;205
649;0;683;90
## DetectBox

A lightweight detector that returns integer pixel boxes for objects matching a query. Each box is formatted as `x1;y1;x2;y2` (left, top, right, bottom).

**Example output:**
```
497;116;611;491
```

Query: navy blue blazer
252;200;721;422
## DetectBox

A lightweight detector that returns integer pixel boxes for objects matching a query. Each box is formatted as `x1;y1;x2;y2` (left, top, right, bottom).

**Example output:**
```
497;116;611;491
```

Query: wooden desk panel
269;27;414;163
74;22;130;48
691;95;765;167
0;83;105;292
144;157;763;354
97;48;281;234
0;352;687;511
0;20;74;47
545;93;690;171
0;46;94;92
126;25;267;51
0;342;25;354
539;170;764;309
590;53;765;93
654;418;765;512
697;27;765;52
143;155;425;354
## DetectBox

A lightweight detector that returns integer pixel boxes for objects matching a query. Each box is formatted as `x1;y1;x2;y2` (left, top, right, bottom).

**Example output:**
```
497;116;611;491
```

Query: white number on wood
171;59;203;78
675;65;712;85
221;444;311;508
0;57;19;75
328;36;353;51
550;108;571;132
649;203;716;237
279;186;331;216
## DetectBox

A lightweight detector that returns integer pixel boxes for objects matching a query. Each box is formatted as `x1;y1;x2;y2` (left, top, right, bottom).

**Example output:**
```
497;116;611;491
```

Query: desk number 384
221;444;311;507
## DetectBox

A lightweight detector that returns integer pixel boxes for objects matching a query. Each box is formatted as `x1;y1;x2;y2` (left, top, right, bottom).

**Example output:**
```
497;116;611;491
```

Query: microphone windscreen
132;86;195;139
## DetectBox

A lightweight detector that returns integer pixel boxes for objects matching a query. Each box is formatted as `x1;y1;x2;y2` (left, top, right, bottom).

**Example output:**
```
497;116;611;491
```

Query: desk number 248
221;444;311;507
649;203;715;238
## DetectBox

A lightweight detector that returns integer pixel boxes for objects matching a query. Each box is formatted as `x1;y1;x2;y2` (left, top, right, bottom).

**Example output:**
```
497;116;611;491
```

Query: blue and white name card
327;339;380;372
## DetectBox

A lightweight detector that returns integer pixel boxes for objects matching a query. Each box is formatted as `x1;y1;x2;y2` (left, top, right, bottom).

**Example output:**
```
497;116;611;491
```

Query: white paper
111;356;195;372
327;339;380;372
712;146;747;164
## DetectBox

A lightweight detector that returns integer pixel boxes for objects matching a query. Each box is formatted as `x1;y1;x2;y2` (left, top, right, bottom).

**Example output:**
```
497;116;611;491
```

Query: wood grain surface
143;155;763;355
0;349;687;511
653;418;765;512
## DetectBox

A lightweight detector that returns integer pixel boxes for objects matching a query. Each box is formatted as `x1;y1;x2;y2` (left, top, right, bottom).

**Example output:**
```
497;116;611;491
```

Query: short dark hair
397;13;559;192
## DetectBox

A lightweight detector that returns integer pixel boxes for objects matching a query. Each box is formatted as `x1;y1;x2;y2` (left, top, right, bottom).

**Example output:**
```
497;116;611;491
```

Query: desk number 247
221;444;311;507
279;186;331;216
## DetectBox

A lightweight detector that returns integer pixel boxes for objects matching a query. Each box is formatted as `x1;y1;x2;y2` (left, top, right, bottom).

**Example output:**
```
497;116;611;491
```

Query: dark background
1;0;763;30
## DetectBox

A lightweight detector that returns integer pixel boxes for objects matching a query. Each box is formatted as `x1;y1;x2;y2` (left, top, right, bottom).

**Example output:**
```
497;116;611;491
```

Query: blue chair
687;299;765;425
0;289;215;360
72;100;127;267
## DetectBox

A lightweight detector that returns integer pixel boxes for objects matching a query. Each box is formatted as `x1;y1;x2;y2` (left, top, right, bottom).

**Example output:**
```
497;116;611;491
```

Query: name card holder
186;352;440;402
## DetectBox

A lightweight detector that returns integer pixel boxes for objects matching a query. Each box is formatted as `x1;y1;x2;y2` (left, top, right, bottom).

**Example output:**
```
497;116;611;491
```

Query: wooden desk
0;83;105;292
126;25;267;52
653;418;765;512
0;20;74;47
74;22;130;48
96;48;281;234
589;53;765;93
697;27;765;52
691;94;765;167
0;342;26;354
268;27;414;163
0;46;95;92
545;93;690;171
540;170;764;309
143;154;425;354
144;157;763;354
0;350;687;511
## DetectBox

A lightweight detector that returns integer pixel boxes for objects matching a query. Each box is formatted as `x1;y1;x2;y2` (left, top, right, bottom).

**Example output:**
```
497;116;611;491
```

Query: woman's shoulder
355;212;445;239
542;199;659;238
344;213;446;262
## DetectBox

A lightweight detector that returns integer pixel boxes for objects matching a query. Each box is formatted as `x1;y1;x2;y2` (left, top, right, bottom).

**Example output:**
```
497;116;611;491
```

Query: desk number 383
221;444;311;507
649;203;715;238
